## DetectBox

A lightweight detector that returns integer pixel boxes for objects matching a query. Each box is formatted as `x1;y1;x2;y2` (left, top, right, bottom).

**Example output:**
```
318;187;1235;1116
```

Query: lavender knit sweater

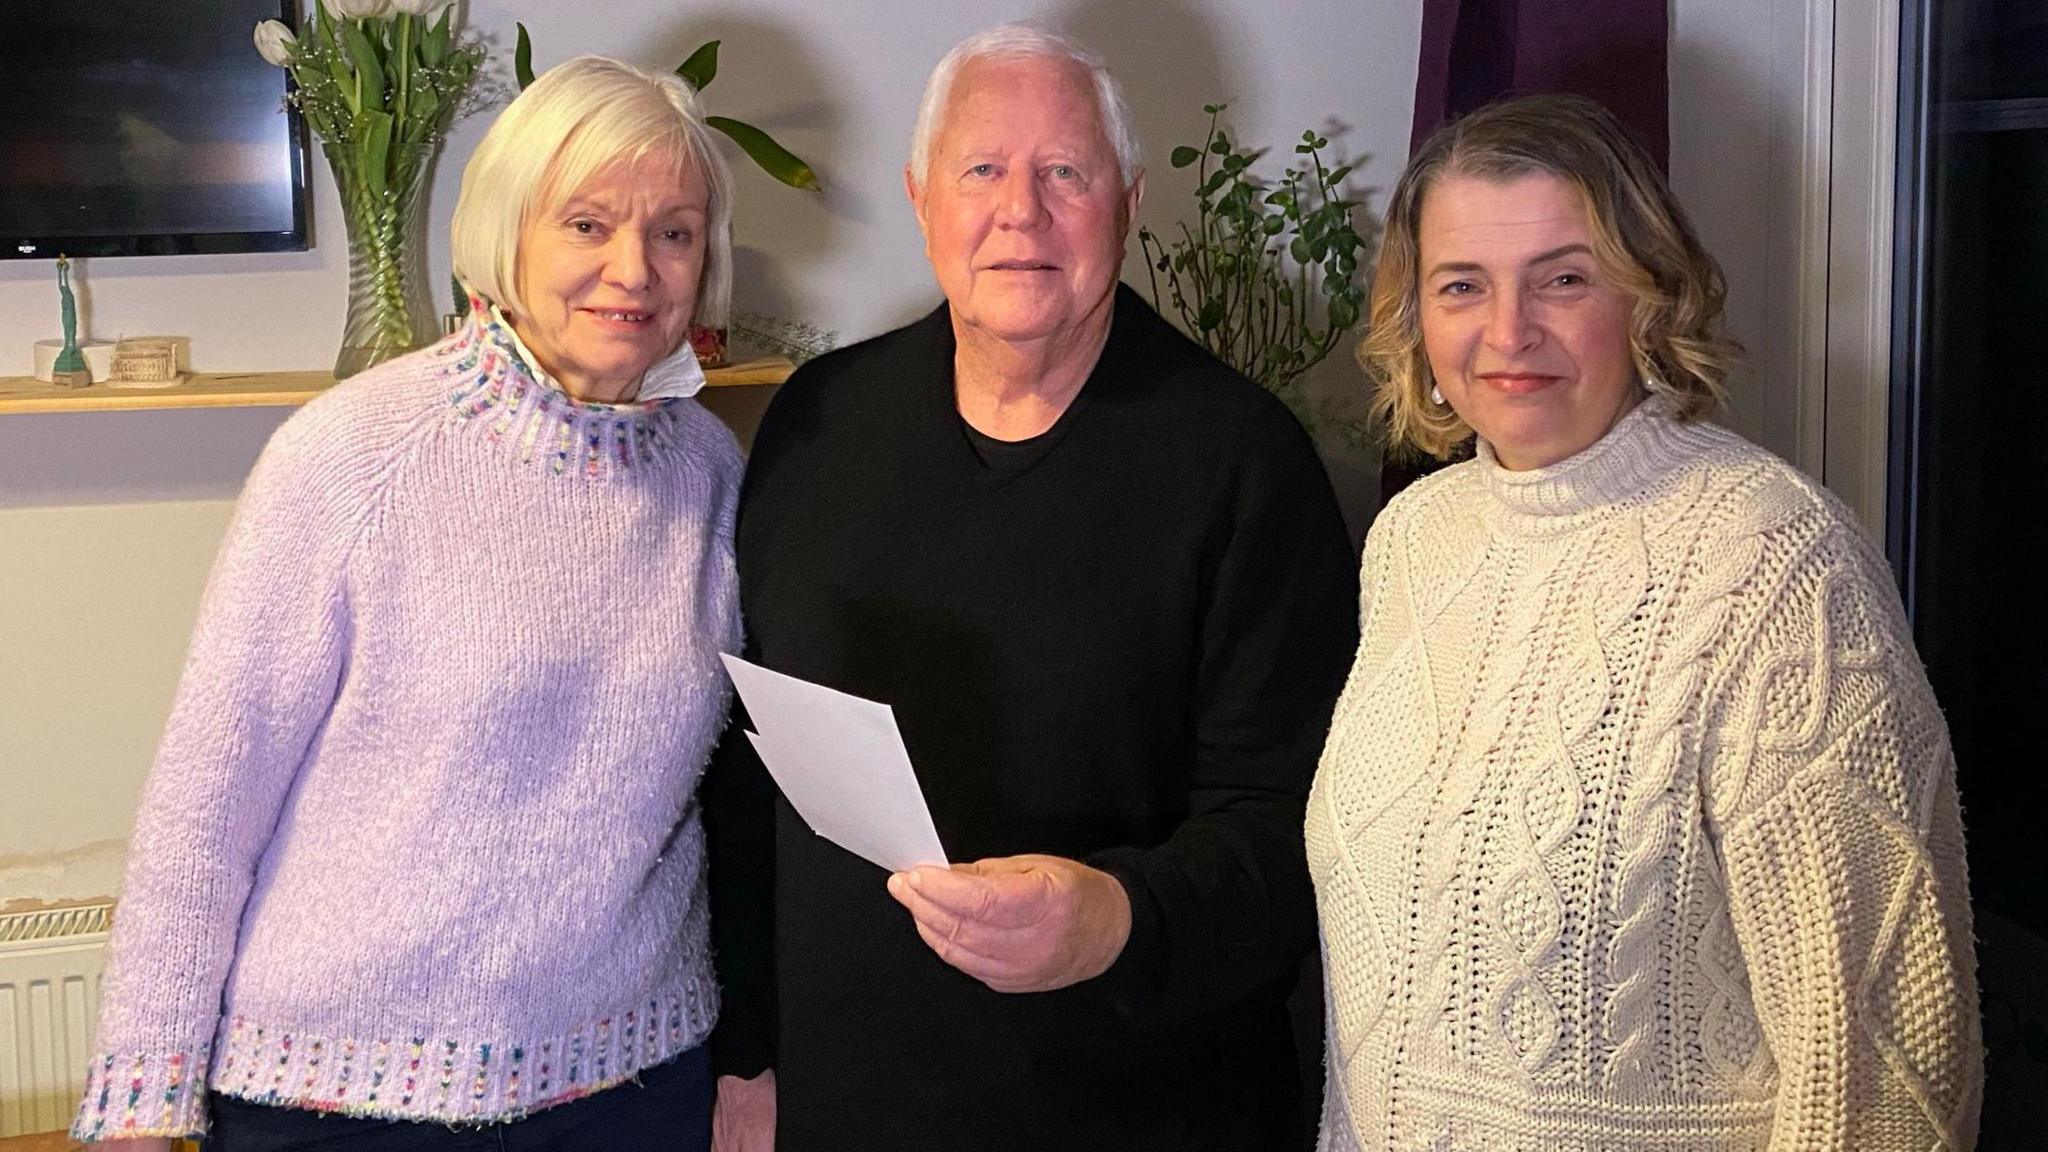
73;311;743;1141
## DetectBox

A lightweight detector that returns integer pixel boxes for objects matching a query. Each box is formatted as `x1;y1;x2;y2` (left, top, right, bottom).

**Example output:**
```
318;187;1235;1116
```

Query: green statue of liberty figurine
53;255;89;380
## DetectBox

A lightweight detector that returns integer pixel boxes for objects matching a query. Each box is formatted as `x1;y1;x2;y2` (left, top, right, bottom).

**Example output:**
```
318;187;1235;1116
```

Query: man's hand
885;854;1132;993
713;1069;775;1152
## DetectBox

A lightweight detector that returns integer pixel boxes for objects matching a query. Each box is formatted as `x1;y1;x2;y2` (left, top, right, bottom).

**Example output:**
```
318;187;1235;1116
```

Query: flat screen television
0;2;311;259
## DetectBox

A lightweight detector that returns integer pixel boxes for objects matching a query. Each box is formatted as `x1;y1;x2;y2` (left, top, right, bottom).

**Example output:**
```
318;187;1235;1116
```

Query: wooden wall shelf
0;356;794;416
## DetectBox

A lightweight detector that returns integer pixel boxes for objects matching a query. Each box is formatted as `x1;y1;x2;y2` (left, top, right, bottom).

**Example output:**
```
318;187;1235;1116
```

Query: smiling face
1417;171;1643;470
907;54;1142;349
511;149;708;403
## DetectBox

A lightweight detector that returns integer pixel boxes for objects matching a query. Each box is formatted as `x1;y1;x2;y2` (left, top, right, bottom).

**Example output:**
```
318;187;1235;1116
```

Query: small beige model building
109;337;185;388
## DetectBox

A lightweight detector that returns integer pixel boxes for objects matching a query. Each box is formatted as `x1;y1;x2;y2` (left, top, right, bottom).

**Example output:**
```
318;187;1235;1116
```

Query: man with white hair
705;24;1357;1150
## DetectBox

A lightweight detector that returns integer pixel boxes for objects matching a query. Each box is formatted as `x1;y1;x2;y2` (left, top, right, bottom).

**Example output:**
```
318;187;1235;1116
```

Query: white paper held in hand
719;653;949;872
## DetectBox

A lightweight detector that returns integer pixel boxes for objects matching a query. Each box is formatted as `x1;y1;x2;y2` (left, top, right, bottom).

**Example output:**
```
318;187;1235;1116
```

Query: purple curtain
1409;0;1669;165
1381;0;1670;506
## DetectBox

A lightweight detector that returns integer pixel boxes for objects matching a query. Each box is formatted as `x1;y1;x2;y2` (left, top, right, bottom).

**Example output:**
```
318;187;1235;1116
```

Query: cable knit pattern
73;308;744;1141
1308;397;1981;1151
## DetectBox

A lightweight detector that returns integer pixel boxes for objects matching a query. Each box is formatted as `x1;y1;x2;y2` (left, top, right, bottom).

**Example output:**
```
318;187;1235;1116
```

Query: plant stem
395;14;411;139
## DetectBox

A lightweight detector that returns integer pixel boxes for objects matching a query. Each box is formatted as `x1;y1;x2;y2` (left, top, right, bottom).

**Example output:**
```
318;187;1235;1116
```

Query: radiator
0;902;111;1138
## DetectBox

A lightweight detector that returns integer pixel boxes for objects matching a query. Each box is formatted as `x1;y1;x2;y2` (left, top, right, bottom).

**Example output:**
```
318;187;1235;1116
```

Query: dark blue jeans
202;1044;711;1152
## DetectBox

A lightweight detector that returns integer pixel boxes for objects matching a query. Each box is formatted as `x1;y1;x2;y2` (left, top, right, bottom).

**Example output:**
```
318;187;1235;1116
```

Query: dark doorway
1892;1;2048;1143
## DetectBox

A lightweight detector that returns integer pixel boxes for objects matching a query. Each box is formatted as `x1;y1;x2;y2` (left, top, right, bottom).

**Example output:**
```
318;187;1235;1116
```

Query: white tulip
388;0;447;15
252;19;297;67
325;0;392;18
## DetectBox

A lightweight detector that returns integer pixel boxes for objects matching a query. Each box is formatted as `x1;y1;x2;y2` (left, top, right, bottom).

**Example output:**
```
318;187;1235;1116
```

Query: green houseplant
256;0;487;379
514;26;818;192
1139;105;1368;437
507;25;821;364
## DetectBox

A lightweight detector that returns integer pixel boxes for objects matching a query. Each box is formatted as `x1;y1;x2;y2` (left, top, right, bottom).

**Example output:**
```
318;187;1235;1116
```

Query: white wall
0;500;239;906
1669;0;1820;466
0;0;1424;907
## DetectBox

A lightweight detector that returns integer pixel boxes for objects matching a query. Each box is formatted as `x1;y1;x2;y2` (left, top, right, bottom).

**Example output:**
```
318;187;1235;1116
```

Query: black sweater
705;285;1360;1151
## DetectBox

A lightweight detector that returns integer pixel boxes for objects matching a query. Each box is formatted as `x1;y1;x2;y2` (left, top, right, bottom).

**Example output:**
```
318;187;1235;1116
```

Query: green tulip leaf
313;0;341;52
324;50;360;115
422;7;450;66
341;22;386;111
358;109;393;199
410;86;441;132
707;115;819;190
514;22;535;90
678;41;720;92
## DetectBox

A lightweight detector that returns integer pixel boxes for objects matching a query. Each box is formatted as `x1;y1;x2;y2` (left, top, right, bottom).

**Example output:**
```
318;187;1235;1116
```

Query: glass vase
327;141;438;380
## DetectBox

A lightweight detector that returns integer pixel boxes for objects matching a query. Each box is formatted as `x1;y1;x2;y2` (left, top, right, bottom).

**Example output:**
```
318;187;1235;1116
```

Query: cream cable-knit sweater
1309;397;1981;1151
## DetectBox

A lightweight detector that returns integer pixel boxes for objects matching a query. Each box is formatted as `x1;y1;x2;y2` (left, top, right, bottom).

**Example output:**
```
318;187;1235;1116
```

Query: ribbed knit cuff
72;1047;211;1141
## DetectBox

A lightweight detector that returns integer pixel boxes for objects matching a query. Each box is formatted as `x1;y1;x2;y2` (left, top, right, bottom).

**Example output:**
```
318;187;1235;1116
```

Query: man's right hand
713;1069;776;1152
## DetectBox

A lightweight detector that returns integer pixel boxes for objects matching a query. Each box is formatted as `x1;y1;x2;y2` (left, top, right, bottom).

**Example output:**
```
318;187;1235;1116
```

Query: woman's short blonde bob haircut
1361;94;1741;460
450;55;736;330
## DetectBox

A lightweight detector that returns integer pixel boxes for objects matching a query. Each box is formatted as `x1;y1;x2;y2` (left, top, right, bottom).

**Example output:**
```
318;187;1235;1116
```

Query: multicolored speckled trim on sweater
215;981;713;1125
73;977;714;1137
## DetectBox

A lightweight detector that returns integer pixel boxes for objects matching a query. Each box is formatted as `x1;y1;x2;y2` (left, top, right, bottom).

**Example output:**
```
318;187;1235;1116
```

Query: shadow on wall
648;13;849;331
1663;29;1783;452
0;839;128;912
1060;0;1237;299
0;408;290;509
1066;0;1383;544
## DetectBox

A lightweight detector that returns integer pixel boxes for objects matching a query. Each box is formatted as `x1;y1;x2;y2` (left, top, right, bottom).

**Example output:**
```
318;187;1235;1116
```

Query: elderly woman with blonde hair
1310;94;1981;1151
73;56;741;1151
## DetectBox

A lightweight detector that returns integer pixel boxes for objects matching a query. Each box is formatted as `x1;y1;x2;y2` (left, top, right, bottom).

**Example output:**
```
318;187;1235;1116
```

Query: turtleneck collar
478;295;707;403
1475;393;1724;523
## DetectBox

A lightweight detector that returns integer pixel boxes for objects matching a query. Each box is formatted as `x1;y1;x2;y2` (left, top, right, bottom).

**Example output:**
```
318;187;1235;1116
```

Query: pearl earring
1430;384;1445;405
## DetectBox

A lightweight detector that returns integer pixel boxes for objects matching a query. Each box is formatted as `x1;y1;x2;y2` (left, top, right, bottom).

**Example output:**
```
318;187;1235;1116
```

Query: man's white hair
908;23;1141;189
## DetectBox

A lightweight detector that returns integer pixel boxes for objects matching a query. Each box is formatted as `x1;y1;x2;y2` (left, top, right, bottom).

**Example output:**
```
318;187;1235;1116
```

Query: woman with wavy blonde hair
1310;94;1980;1150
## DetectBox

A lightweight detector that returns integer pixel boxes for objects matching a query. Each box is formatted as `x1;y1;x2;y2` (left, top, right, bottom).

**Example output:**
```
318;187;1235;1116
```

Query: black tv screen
0;2;310;259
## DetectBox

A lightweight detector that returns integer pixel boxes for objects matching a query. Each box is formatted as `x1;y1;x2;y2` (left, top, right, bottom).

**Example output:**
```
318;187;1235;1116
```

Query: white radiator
0;902;111;1138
